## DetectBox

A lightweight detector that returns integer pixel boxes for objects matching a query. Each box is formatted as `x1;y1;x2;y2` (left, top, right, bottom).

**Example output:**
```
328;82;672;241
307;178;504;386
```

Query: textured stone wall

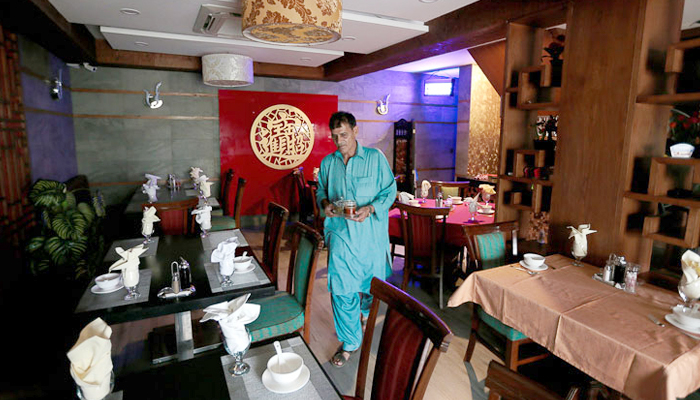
466;65;500;177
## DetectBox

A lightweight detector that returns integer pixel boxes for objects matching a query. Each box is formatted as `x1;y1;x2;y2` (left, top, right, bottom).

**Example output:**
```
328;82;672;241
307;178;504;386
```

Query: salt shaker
624;263;640;294
170;261;181;294
436;191;443;207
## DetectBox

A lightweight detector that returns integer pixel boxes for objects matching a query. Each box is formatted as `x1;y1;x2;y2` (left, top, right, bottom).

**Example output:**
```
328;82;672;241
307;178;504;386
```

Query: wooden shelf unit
497;21;562;233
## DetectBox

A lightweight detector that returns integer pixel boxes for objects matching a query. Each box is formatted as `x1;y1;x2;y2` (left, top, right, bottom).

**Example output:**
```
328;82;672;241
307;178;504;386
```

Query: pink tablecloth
448;254;700;400
389;199;495;246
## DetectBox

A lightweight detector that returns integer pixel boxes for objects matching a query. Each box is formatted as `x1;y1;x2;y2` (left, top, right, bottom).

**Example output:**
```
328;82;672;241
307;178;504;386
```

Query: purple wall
21;49;77;182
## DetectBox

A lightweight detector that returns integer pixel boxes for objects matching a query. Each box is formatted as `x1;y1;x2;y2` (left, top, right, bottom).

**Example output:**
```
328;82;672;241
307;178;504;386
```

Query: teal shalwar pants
331;292;373;352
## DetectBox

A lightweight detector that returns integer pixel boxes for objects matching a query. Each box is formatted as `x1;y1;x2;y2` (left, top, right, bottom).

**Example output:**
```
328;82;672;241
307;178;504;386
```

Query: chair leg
439;271;444;309
504;339;519;371
401;262;412;291
464;309;480;362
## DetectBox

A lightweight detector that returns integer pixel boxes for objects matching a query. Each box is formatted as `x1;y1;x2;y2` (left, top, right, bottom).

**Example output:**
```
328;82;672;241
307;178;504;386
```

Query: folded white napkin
567;224;596;258
109;244;147;287
201;294;261;352
141;206;160;236
190;167;202;180
144;173;160;188
67;318;112;400
398;191;415;204
682;250;700;284
421;180;431;199
192;205;212;230
196;175;213;198
479;184;496;195
142;183;158;203
211;237;239;275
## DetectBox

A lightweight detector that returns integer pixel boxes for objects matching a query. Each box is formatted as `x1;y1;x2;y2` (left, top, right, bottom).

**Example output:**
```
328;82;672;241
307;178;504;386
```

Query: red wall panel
219;90;338;216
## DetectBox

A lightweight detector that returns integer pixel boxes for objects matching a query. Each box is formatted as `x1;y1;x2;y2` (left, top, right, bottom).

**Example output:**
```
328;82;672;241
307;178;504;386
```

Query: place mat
105;391;123;400
204;259;270;293
103;237;159;262
202;229;249;249
75;269;152;313
220;336;340;400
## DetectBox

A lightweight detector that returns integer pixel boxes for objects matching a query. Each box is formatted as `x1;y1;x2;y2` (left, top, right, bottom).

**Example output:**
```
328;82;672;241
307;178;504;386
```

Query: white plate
91;283;125;294
452;200;463;205
519;261;548;271
665;314;700;335
478;209;495;215
262;364;310;394
233;263;255;274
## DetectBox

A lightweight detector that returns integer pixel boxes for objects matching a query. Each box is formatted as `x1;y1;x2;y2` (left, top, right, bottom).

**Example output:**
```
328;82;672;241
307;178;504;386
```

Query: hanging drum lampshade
202;54;254;87
241;0;342;45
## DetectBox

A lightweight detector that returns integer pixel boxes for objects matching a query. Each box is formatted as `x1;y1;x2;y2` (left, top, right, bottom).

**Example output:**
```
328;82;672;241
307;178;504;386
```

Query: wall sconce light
144;82;163;109
376;94;390;115
50;70;63;101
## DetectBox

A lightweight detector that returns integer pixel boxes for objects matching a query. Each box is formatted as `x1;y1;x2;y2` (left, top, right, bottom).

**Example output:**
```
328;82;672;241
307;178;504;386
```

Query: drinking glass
220;261;234;288
200;227;209;238
123;269;141;300
142;231;152;245
572;250;585;267
224;329;252;376
482;192;491;206
76;371;114;400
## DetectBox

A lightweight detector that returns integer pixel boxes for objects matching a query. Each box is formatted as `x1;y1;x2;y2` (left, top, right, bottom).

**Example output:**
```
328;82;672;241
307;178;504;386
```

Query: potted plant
667;109;700;158
533;114;558;166
25;180;105;282
543;34;565;86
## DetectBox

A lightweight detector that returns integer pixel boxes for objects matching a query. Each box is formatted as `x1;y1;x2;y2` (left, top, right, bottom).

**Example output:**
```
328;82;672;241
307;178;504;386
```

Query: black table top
74;234;275;325
114;333;344;400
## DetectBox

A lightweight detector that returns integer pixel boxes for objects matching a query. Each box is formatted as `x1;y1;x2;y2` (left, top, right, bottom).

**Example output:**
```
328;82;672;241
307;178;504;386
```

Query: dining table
448;254;700;400
112;333;344;400
124;186;220;214
388;199;496;247
74;229;275;364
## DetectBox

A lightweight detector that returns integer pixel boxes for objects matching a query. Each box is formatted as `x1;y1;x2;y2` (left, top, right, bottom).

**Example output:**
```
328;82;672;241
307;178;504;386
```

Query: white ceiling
49;0;700;73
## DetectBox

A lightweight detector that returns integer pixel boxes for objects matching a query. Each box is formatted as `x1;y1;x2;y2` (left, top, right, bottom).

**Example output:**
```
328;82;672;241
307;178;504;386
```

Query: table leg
151;312;223;364
175;311;194;360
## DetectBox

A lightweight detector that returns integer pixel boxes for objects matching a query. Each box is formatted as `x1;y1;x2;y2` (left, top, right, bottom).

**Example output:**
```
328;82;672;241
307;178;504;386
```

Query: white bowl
670;143;695;158
267;353;304;384
95;273;121;290
408;200;420;207
673;305;700;328
233;255;253;271
523;253;545;268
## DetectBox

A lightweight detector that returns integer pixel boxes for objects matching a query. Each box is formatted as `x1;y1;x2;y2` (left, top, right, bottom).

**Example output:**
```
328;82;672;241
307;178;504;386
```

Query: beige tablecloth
448;254;700;400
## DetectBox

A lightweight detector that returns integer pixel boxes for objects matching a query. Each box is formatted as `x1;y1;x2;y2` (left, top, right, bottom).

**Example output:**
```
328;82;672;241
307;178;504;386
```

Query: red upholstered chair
343;278;453;400
259;202;289;289
395;202;460;308
142;197;198;235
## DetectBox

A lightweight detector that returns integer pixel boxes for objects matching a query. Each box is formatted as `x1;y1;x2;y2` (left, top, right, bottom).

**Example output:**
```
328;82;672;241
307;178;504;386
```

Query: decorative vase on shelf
667;139;698;159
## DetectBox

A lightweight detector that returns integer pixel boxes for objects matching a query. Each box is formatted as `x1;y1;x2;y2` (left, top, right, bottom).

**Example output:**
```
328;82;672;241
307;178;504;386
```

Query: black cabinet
393;119;415;194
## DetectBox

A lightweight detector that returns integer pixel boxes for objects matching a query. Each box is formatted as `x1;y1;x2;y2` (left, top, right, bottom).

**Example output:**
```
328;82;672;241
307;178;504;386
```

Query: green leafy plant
25;180;105;279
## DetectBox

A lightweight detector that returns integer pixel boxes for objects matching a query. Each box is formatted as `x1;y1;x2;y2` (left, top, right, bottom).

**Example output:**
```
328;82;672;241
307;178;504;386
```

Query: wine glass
571;250;585;267
142;231;152;245
481;192;491;206
200;227;209;238
123;268;141;300
76;371;114;400
220;261;234;288
224;328;252;376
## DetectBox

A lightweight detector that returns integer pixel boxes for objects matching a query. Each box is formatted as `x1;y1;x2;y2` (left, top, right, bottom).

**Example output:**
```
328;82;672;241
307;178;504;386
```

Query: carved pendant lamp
242;0;342;45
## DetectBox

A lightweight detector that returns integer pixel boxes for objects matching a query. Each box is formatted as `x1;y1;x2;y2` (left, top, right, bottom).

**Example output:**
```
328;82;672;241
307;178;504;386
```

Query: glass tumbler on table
224;328;252;376
123;268;141;300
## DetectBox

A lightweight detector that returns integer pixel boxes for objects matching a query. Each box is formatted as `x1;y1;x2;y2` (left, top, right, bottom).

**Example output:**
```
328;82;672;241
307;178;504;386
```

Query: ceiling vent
193;4;243;35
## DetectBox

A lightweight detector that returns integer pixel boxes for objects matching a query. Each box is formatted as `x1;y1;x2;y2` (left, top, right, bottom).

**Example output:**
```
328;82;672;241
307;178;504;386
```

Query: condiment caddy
593;253;639;294
157;256;196;299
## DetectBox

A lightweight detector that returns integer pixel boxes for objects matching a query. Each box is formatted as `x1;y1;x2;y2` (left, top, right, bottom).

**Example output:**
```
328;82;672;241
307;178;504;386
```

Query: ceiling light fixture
202;54;254;87
119;8;141;15
241;0;342;46
134;41;149;47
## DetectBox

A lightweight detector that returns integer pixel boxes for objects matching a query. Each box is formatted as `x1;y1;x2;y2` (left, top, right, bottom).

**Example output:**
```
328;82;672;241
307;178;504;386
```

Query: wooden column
549;0;683;268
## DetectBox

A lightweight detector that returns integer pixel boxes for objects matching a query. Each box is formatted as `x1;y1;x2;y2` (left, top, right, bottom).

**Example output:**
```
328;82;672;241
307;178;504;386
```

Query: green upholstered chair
210;177;245;231
395;202;460;309
248;222;323;343
429;180;472;199
259;202;289;289
462;221;548;371
211;168;233;217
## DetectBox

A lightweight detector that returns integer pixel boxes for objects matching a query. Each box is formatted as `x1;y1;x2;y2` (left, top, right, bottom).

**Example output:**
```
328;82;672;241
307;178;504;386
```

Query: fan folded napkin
142;183;158;203
141;206;160;236
211;237;239;275
192;205;212;230
67;318;112;400
398;192;415;204
479;184;496;195
109;244;147;287
190;167;202;180
567;224;596;258
682;250;700;285
196;174;213;198
201;294;260;352
144;173;160;188
420;180;431;198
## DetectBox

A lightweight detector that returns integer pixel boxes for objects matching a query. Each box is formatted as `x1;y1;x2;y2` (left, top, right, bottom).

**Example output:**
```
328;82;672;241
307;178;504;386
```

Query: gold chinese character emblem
250;104;315;170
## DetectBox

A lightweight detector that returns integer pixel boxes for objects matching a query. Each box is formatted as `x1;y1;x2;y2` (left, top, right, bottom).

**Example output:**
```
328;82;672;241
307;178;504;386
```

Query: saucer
519;261;547;271
233;263;255;274
452;200;463;205
478;209;495;215
262;364;310;394
665;314;700;335
91;283;125;294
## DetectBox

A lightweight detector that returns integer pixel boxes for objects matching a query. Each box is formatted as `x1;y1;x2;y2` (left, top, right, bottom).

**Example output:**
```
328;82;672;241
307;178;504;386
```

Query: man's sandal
331;346;357;368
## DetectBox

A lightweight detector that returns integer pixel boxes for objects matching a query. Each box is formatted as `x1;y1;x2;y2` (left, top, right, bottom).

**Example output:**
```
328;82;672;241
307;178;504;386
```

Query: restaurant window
424;77;455;96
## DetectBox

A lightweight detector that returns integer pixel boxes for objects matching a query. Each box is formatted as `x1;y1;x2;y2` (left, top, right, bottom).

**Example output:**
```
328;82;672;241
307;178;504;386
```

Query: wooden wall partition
549;0;683;269
0;27;34;256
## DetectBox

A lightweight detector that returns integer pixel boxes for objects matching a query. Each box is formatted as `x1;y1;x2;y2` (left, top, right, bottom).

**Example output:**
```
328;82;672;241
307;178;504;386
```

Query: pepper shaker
178;256;191;289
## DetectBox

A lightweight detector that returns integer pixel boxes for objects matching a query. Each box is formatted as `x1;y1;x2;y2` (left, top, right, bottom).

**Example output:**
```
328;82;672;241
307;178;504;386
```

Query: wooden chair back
220;168;234;216
485;361;578;400
285;222;324;341
292;167;312;222
429;180;472;199
142;197;198;235
352;278;453;400
307;184;324;234
462;221;519;270
395;202;451;307
232;177;246;228
262;202;289;288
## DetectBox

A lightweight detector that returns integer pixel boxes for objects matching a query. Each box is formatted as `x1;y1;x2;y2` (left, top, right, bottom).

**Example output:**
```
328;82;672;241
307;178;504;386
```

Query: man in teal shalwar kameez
316;111;397;368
